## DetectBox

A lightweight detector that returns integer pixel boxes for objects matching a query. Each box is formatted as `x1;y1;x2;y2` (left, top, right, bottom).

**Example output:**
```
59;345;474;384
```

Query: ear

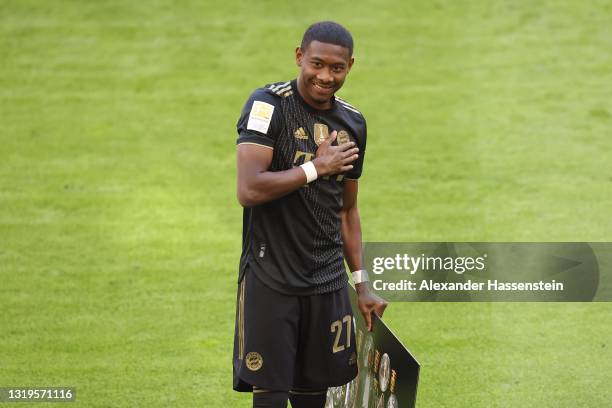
295;46;303;67
347;57;355;72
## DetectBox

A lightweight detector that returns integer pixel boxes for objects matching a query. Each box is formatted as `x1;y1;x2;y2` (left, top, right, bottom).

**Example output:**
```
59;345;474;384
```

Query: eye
312;61;323;68
332;66;345;73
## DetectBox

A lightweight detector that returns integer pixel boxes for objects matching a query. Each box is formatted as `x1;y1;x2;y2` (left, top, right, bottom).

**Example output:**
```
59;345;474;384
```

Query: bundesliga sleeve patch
247;101;275;134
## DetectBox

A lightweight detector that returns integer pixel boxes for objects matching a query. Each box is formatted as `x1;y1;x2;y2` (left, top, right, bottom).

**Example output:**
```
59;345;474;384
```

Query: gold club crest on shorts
313;123;329;146
245;351;263;371
337;130;351;145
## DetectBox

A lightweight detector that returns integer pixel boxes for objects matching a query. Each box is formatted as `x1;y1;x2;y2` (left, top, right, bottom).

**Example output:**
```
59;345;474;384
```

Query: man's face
296;40;354;109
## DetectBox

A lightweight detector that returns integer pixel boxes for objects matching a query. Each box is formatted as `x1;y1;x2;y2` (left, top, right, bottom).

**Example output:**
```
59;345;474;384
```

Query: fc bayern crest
337;130;351;145
245;351;263;371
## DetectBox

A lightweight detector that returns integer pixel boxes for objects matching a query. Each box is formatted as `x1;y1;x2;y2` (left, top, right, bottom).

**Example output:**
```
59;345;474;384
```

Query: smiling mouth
312;82;335;92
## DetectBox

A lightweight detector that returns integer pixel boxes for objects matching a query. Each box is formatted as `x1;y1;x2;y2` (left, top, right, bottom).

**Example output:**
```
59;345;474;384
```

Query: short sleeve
345;117;367;180
236;88;283;149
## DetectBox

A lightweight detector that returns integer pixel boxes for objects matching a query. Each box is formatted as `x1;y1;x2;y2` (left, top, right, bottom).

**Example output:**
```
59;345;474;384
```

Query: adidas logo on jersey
294;127;308;140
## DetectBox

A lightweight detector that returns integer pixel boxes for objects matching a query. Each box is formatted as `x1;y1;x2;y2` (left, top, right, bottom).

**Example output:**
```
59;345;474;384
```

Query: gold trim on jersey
267;81;293;98
237;142;274;150
239;278;246;359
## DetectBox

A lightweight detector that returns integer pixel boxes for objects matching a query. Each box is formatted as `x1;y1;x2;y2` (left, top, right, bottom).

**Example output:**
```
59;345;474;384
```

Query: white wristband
352;269;369;284
300;161;318;183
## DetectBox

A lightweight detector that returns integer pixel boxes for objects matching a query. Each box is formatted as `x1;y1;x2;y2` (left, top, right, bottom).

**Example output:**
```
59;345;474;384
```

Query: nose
316;67;333;84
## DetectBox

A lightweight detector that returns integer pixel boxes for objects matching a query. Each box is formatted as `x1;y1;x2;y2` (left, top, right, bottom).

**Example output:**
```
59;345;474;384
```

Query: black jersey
236;79;367;295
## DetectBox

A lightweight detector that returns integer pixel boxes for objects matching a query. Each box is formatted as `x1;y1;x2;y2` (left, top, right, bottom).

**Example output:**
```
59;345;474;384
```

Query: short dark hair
300;21;354;57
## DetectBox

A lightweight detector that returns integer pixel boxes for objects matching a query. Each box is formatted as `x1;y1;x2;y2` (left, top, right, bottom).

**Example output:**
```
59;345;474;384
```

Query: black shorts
233;268;358;392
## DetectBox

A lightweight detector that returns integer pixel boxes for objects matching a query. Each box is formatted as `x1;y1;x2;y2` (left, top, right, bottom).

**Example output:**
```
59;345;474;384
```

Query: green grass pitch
1;1;611;406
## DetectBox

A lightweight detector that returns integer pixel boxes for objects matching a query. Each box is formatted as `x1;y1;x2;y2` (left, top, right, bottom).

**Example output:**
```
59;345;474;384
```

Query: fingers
363;310;372;332
340;147;359;166
337;141;356;151
340;165;354;172
362;300;388;332
342;154;359;165
322;130;337;145
375;300;388;317
341;147;359;156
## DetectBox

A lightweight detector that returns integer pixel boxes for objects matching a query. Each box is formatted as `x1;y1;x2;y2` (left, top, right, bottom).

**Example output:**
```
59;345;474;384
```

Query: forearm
238;166;307;207
341;206;370;294
237;133;358;208
341;206;362;271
